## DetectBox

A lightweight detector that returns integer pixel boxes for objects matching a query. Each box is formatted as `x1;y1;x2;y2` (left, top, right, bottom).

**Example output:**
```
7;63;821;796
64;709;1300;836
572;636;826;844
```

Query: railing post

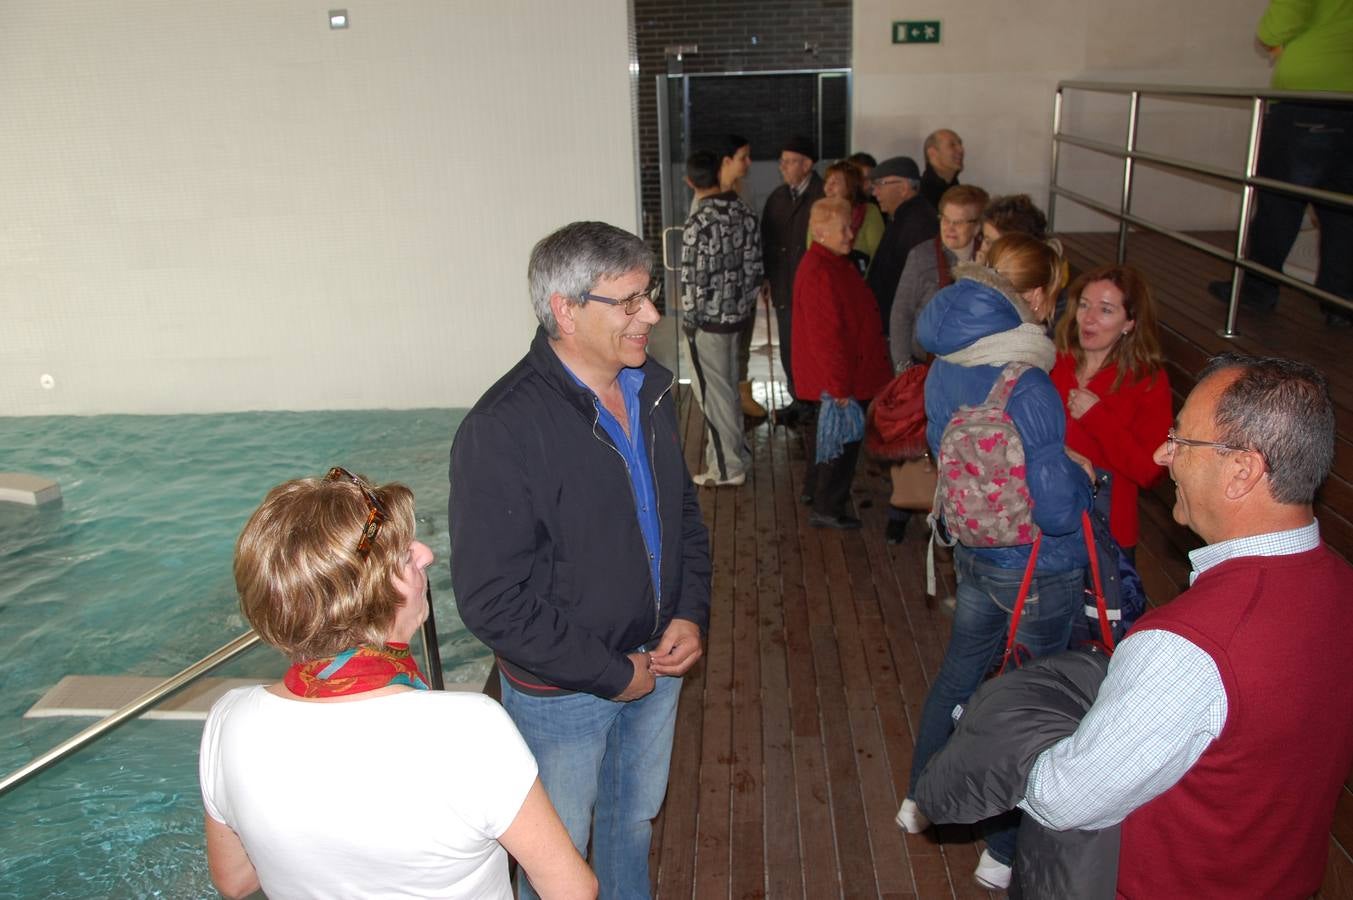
1223;96;1268;338
1117;91;1141;264
1048;86;1064;232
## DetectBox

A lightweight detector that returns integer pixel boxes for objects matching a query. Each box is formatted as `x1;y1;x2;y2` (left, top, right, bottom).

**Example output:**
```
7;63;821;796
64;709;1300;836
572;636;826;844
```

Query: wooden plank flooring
647;230;1353;898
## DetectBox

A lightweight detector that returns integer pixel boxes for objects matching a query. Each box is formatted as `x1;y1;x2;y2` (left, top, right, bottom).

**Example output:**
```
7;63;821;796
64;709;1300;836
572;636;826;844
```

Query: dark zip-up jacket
449;327;712;699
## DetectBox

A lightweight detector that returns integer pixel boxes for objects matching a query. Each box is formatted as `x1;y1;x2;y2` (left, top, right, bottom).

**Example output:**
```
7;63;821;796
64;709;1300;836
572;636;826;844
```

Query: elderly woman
792;197;894;529
812;159;886;275
200;469;596;900
1051;265;1171;557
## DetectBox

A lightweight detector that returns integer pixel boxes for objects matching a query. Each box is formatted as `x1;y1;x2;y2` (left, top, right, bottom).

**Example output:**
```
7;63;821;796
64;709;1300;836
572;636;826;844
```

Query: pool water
0;409;483;897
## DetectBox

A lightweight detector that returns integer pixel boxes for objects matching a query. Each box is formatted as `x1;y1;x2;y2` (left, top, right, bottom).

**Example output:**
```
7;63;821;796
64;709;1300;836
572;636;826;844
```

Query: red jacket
1119;546;1353;899
791;242;893;403
1050;353;1171;547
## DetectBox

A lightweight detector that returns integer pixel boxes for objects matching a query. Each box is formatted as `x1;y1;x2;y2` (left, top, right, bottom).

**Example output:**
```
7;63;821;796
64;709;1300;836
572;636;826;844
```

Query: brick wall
633;0;852;248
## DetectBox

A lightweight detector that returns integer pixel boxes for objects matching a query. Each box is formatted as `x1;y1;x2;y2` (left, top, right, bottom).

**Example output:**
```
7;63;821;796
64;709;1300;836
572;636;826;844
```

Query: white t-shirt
200;686;537;899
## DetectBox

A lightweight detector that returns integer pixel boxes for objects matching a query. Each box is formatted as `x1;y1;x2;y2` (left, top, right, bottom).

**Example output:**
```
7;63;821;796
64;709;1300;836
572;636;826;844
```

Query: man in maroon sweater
1019;353;1353;898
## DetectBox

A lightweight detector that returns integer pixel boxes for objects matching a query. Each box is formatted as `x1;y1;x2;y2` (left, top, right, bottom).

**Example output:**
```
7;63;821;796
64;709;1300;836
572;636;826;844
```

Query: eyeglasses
325;466;387;557
873;178;905;189
580;286;658;315
940;215;980;227
1164;429;1256;455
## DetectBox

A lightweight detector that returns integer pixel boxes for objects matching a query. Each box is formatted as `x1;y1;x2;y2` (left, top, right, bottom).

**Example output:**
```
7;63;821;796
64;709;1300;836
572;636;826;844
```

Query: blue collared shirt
564;365;662;596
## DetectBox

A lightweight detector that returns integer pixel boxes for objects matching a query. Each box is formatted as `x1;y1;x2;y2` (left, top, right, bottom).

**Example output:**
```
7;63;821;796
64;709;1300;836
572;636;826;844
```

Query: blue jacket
918;275;1091;573
449;328;712;698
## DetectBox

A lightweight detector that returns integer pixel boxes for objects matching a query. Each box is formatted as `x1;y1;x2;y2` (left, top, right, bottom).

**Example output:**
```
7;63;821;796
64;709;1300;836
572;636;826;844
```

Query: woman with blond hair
200;468;596;900
1051;265;1171;557
894;234;1092;890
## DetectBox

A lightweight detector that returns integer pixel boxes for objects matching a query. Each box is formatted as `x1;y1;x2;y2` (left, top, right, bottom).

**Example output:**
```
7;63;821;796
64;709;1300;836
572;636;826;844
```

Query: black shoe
1208;279;1276;313
885;517;908;544
809;512;862;530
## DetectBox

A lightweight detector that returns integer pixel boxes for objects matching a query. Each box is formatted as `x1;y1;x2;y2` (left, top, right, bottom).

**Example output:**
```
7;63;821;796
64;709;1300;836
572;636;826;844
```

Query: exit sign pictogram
893;21;941;44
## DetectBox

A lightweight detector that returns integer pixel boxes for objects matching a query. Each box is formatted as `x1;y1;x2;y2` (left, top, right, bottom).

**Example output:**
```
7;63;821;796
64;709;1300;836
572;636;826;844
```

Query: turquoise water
0;409;482;897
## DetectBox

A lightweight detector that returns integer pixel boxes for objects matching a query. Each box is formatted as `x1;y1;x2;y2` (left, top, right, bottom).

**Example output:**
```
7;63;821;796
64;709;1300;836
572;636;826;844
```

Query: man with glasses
866;156;937;331
449;220;712;900
1016;353;1353;898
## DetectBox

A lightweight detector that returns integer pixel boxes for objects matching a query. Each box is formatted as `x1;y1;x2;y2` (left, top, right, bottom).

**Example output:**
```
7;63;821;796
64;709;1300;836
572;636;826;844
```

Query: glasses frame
1164;429;1256;456
579;286;656;316
324;466;387;557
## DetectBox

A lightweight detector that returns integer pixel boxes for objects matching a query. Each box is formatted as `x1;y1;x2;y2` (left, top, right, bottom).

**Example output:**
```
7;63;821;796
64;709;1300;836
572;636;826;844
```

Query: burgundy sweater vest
1117;544;1353;899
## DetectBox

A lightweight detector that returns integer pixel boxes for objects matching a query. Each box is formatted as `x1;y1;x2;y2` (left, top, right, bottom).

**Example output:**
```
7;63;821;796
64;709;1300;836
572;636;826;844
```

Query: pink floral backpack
931;362;1040;548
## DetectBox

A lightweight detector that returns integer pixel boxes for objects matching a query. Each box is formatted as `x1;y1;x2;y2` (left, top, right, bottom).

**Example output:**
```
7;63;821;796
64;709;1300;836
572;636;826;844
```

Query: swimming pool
0;409;482;897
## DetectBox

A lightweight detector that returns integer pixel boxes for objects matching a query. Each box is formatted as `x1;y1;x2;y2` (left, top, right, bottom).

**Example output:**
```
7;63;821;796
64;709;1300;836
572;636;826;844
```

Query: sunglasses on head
325;466;387;557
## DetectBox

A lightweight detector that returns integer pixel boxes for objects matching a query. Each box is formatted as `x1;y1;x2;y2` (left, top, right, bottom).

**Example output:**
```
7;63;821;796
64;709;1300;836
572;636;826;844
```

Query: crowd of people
196;5;1351;895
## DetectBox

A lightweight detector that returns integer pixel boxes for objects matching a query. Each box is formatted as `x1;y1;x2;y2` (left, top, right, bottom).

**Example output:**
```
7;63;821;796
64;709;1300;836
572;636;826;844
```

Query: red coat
791;242;893;403
1049;352;1171;547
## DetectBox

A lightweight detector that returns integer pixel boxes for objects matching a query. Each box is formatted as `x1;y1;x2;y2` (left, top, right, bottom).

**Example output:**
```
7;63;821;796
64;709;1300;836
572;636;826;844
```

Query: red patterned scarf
283;643;429;698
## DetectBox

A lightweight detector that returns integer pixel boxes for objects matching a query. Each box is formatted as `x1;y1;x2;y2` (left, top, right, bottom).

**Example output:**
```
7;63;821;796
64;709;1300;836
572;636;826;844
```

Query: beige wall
852;0;1274;233
2;0;637;415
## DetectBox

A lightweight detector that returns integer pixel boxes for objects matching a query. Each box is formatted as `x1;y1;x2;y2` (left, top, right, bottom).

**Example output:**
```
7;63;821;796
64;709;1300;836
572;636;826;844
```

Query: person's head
235;470;433;661
529;219;656;347
980;194;1049;261
1054;265;1164;389
718;134;752;186
685;149;720;192
846;151;877;193
937;184;990;254
983;233;1064;323
823;160;864;205
809;197;853;256
870;156;921;216
1152;355;1334;542
924;129;965;179
779;135;817;187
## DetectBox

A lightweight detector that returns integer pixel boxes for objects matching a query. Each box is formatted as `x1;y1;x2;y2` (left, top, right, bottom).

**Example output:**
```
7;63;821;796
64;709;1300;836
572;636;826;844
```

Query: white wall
1;0;637;415
852;0;1274;233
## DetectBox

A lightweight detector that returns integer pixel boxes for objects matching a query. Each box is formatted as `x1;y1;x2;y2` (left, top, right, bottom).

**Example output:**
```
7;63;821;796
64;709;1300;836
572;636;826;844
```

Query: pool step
25;675;267;722
0;472;61;506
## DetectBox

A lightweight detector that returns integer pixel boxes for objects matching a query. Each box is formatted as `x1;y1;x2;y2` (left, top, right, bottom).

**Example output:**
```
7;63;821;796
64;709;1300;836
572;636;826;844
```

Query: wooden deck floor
646;230;1353;899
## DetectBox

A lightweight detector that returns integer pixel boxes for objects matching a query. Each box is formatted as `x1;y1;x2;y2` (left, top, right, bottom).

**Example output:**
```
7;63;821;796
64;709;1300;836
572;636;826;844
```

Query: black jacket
913;649;1118;900
761;172;825;310
867;193;938;328
920;164;958;210
449;328;712;698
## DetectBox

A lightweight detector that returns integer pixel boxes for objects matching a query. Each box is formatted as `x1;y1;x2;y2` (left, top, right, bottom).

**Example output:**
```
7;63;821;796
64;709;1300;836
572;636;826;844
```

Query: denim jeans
501;673;682;899
907;545;1081;866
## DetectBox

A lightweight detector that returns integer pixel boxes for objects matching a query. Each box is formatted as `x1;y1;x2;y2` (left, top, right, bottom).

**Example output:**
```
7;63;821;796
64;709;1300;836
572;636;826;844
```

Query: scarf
938;264;1057;371
816;394;866;463
284;642;430;698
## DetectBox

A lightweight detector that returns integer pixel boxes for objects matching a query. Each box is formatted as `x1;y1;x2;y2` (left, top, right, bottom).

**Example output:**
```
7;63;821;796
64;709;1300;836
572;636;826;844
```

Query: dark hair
718;134;750;161
1055;265;1165;391
824;160;865;204
686;150;720;190
983;194;1049;240
847;151;877;169
1199;353;1335;504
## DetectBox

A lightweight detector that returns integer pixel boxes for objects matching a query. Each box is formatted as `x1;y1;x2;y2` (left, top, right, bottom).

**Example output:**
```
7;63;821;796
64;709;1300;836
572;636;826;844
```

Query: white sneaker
974;849;1012;890
894;798;930;834
692;471;746;487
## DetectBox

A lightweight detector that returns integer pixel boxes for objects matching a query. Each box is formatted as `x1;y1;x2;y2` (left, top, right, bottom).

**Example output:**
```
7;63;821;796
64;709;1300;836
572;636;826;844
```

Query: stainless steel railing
0;588;447;798
1047;80;1353;337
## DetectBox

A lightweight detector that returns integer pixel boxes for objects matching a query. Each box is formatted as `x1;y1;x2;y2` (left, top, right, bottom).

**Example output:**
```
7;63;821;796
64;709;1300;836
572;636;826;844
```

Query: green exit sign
893;20;941;44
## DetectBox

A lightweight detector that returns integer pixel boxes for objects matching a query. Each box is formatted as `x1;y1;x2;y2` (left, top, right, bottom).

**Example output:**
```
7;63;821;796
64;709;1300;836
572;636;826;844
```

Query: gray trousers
688;328;751;480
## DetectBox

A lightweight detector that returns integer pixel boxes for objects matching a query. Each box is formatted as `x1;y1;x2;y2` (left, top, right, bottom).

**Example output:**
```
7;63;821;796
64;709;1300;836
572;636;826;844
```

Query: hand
613;652;655;702
833;396;850;408
1065;447;1096;483
1066;387;1100;420
650;618;704;677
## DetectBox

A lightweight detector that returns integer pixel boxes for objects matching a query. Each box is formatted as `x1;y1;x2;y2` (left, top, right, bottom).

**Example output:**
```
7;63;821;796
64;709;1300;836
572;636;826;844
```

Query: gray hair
1199;353;1335;505
528;221;654;338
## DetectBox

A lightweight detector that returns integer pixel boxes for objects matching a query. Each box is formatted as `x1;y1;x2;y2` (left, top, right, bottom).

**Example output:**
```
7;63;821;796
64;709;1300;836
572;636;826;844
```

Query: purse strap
1081;509;1117;654
997;533;1042;674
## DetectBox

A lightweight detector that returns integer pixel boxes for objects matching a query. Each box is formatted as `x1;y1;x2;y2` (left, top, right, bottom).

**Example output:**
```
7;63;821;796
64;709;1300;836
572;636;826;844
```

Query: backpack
1070;470;1147;652
932;362;1040;548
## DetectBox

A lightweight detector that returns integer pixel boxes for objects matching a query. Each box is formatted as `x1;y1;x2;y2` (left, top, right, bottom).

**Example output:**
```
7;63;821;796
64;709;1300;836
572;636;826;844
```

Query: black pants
800;403;861;518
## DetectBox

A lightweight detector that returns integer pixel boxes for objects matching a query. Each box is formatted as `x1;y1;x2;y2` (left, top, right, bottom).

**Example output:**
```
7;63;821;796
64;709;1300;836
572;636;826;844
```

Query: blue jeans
907;546;1081;866
501;673;682;899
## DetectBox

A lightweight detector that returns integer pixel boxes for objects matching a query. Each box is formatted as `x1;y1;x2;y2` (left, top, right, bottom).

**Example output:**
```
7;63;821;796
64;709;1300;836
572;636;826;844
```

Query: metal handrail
1048;80;1353;337
0;594;448;798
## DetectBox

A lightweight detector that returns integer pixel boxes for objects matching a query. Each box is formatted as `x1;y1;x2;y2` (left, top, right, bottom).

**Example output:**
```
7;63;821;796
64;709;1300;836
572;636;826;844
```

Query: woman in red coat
1050;264;1171;556
792;197;894;529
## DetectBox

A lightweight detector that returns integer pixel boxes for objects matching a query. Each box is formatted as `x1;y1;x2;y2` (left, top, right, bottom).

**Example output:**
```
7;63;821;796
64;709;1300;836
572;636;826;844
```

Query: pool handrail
0;597;448;799
1047;80;1353;338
